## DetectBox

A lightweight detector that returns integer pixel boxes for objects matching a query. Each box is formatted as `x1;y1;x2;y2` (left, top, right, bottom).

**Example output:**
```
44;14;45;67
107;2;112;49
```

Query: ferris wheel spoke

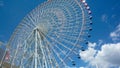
46;3;82;25
18;23;32;31
39;31;67;67
37;31;49;68
54;25;80;30
23;17;34;26
26;14;37;26
56;32;82;41
50;20;81;30
37;55;43;67
19;40;34;67
13;29;27;38
22;46;34;67
45;34;78;66
20;51;34;67
46;34;72;52
9;39;17;50
23;56;33;68
39;44;54;68
44;38;67;67
55;34;82;50
52;25;81;33
57;29;81;34
43;40;59;68
37;29;59;67
22;19;34;28
49;18;80;30
10;41;21;68
45;46;58;68
43;42;59;68
44;33;78;62
22;20;35;29
56;29;88;38
53;33;81;56
52;33;79;42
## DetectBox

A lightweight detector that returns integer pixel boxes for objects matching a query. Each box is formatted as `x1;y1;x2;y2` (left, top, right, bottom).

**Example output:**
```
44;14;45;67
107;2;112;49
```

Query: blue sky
0;0;46;42
87;0;120;43
0;0;120;68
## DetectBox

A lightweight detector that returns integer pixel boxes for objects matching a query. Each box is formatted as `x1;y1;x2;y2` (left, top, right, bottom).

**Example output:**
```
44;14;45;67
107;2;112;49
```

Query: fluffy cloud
80;43;97;63
110;24;120;41
80;42;120;68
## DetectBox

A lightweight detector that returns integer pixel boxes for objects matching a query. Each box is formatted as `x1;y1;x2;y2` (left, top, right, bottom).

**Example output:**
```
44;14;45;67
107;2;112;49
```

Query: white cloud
88;42;96;48
80;42;97;63
80;42;120;68
110;24;120;41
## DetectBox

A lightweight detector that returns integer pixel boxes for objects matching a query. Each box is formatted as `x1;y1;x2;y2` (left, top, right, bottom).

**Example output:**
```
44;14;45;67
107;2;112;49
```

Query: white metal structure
1;0;92;68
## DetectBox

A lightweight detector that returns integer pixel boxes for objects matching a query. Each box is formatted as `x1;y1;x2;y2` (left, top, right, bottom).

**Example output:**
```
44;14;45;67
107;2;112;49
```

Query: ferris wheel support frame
34;29;38;68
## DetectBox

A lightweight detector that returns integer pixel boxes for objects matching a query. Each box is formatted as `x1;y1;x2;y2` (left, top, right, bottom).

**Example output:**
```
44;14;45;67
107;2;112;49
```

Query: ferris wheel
1;0;92;68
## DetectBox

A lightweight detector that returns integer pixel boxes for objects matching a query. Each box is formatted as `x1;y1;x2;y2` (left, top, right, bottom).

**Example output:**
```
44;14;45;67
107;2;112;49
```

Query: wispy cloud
0;0;4;7
110;24;120;42
101;13;119;29
80;42;120;68
101;14;108;23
